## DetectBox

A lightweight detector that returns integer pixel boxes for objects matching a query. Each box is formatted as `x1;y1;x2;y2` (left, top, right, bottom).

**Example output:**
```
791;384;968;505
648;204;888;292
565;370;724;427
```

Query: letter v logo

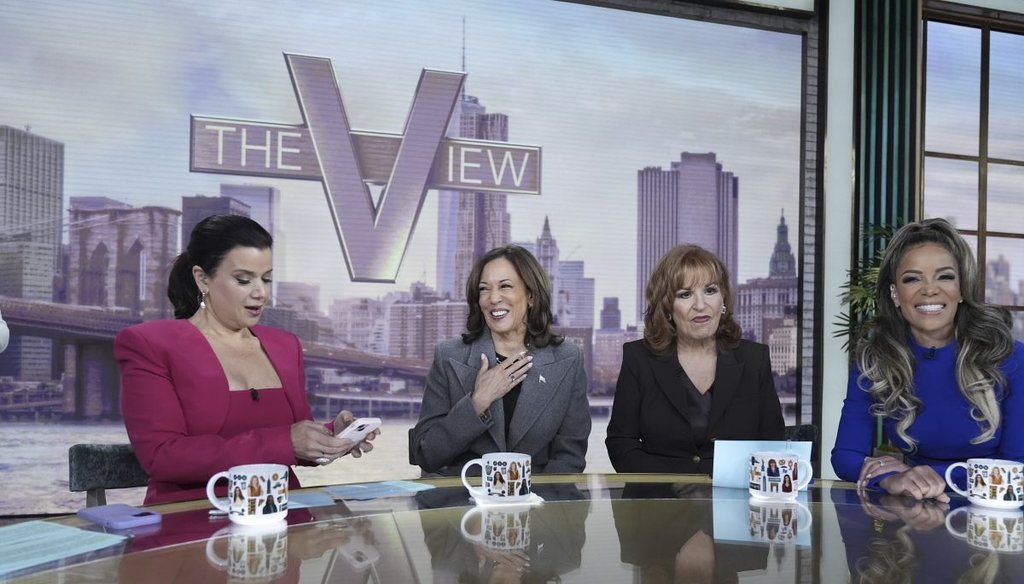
287;54;464;282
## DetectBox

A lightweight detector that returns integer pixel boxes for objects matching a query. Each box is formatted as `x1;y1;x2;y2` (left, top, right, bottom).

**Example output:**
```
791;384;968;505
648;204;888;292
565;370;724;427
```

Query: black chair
69;443;149;507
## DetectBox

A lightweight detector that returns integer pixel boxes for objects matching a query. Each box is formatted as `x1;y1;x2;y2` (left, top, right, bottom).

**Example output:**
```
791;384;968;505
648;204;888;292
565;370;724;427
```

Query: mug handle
459;507;485;543
944;507;968;540
461;458;488;499
793;459;813;491
207;471;231;513
204;526;233;568
793;502;813;529
945;463;970;498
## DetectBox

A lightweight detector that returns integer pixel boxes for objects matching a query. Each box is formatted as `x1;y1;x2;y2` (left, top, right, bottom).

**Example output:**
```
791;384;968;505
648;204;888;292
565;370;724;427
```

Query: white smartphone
338;538;380;571
336;417;381;443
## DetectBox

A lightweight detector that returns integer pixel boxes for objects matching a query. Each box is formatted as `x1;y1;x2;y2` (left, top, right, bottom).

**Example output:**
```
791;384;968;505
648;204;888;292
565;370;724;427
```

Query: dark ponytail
168;251;200;318
167;214;273;318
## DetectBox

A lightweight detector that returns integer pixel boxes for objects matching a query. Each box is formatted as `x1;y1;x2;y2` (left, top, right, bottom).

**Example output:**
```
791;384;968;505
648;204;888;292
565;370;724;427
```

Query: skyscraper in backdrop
0;126;63;380
452;96;511;300
635;152;738;325
181;195;250;247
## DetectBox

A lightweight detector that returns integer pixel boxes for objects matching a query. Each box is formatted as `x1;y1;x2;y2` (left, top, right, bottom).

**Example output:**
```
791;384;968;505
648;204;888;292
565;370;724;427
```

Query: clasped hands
859;455;950;503
470;352;533;416
291;410;380;465
858;490;949;531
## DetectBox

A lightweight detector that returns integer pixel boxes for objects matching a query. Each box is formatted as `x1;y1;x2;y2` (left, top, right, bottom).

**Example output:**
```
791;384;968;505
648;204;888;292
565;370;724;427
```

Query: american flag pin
539;374;546;384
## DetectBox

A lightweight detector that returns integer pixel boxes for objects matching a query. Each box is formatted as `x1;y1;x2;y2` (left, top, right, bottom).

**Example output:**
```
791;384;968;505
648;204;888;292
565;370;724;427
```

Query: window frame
922;2;1024;319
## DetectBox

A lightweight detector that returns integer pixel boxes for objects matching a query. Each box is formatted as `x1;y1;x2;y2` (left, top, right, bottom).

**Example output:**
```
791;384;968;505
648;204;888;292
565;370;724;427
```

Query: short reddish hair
643;245;741;354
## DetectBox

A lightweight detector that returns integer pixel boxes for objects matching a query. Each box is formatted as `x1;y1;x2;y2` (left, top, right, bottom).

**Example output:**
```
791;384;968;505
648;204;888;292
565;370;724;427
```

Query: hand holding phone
336;417;382;444
78;504;162;530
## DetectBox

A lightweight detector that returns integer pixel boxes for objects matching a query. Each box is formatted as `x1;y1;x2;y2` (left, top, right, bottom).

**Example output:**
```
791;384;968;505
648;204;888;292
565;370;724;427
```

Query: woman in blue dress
831;218;1024;501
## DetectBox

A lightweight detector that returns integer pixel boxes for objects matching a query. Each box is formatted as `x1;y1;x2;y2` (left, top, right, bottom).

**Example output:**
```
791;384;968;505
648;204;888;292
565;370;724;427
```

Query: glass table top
6;474;1024;583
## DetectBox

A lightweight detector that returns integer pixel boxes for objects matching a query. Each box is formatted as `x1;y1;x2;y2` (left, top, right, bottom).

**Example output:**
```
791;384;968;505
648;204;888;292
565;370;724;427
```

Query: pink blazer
115;320;313;504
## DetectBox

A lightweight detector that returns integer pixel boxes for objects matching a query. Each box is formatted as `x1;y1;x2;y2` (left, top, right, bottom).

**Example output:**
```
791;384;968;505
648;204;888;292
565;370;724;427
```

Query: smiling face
671;268;724;347
194;246;273;332
891;242;961;348
478;257;530;347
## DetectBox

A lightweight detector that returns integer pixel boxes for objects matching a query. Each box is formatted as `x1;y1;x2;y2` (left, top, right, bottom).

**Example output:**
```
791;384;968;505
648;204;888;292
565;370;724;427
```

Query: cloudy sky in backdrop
3;0;803;323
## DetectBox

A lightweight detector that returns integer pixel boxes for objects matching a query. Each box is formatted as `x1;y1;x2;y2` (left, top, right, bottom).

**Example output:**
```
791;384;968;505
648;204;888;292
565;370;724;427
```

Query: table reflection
831;488;1024;583
614;484;775;583
13;476;1024;583
416;484;590;584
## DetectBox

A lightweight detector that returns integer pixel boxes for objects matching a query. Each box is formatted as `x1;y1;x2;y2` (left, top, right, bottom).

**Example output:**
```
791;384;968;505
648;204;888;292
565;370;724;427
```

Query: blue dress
831;338;1024;490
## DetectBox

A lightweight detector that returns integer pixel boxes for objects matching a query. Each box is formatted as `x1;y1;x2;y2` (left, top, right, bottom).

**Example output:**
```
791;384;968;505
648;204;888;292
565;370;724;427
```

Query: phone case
78;504;162;530
338;417;381;442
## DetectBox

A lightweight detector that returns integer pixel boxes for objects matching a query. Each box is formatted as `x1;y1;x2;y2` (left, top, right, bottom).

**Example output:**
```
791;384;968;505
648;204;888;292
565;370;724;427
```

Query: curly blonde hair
856;218;1014;450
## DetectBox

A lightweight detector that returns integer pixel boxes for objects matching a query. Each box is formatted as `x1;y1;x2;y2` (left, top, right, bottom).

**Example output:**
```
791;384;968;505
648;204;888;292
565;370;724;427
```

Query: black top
495;353;523;436
606;338;786;474
679;366;713;450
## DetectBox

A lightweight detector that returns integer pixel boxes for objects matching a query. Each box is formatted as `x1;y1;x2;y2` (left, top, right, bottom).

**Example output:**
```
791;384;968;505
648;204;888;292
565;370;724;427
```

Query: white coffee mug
946;506;1024;553
748;498;812;544
460;506;532;550
748;451;812;500
205;522;288;580
461;452;532;503
207;463;289;525
946;458;1024;509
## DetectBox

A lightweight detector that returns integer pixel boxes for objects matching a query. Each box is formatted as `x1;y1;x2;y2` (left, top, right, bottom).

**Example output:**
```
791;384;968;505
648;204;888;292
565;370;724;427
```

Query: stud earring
721;305;727;314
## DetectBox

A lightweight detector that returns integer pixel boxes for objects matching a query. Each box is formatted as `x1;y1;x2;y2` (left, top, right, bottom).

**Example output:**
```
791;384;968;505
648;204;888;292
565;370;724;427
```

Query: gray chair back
68;443;149;507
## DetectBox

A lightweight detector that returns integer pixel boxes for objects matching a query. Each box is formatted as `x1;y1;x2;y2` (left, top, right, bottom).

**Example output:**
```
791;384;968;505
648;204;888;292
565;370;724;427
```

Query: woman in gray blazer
409;245;591;476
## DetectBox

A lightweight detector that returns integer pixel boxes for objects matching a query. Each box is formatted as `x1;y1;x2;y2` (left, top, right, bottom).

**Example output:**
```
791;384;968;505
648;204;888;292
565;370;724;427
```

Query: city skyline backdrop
3;0;803;326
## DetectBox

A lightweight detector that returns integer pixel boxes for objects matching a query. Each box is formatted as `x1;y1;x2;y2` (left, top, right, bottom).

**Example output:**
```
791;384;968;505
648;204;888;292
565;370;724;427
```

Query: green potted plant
833;224;903;455
833;224;901;352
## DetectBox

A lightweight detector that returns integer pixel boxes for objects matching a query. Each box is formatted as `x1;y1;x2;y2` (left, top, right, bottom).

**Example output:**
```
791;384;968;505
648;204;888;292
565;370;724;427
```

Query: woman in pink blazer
116;215;377;504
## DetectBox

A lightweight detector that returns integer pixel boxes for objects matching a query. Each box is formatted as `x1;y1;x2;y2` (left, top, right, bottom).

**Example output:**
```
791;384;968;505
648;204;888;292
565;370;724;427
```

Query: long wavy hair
854;526;918;584
643;245;741;354
462;245;562;349
856;218;1014;450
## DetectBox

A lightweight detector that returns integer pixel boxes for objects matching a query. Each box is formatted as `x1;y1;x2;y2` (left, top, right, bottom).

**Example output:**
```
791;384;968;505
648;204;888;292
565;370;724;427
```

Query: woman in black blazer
606;245;784;474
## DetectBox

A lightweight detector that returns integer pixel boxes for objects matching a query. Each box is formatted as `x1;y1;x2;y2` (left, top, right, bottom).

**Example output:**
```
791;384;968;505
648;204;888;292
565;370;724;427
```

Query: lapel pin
539;374;546;384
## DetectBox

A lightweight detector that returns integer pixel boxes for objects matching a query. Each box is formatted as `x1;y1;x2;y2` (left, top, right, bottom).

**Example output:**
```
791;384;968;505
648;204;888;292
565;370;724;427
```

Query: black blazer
606;339;785;474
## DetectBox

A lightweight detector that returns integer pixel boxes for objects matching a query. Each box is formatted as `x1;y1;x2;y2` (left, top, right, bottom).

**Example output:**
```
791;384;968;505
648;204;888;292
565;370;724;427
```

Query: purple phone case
78;504;162;529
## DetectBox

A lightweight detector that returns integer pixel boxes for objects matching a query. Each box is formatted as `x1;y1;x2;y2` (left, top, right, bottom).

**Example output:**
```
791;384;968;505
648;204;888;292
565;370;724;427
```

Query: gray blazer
409;332;591;475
